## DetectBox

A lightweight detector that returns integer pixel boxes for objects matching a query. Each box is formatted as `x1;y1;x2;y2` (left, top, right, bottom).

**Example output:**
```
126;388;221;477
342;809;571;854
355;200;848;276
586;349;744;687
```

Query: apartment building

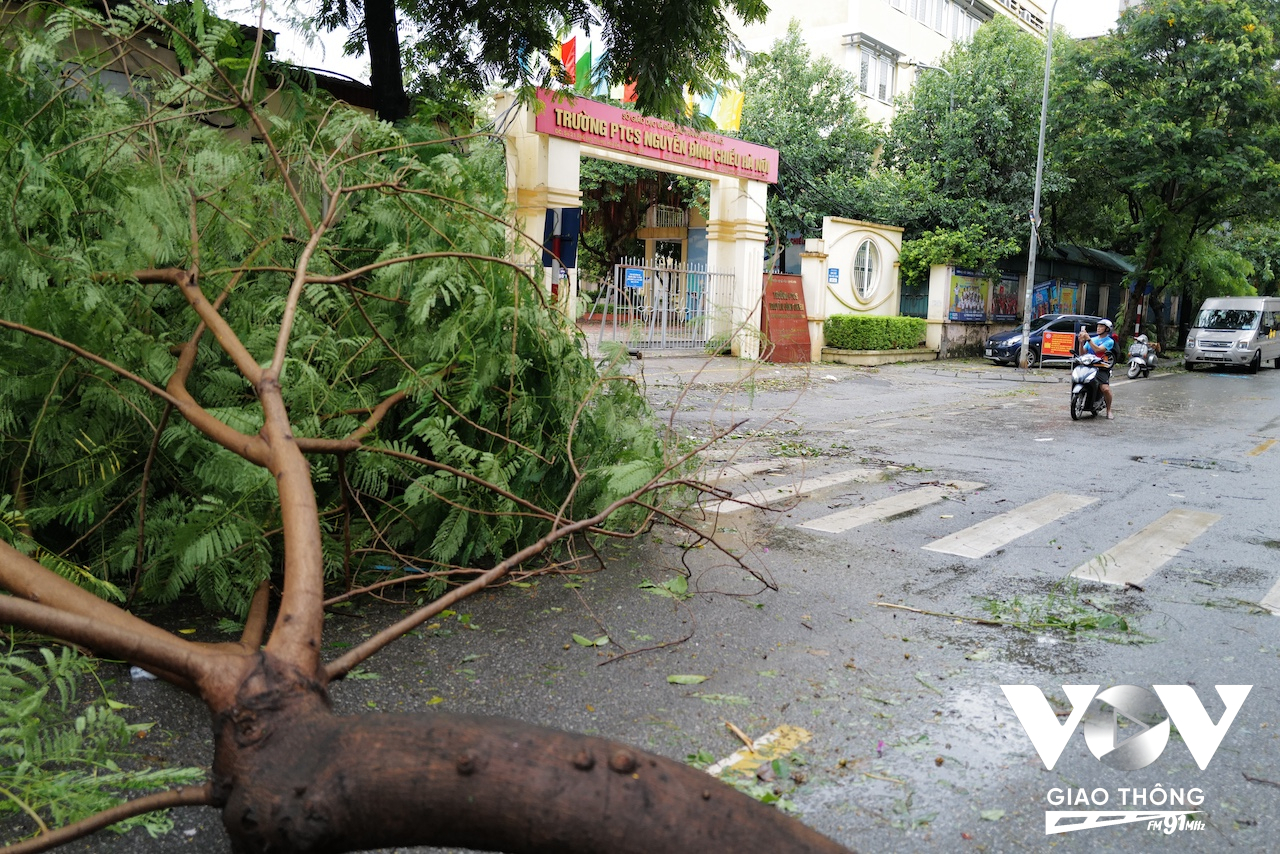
735;0;1049;123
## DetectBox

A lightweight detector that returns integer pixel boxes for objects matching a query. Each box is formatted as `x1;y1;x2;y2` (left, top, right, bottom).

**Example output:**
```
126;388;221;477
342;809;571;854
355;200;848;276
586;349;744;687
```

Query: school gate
495;90;779;358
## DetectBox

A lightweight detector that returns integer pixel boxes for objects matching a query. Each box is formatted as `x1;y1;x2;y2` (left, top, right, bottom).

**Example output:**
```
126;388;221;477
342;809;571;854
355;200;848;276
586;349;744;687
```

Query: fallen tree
0;4;848;852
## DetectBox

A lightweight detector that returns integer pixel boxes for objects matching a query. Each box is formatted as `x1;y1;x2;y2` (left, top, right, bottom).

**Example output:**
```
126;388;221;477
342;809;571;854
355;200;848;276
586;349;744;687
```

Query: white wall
800;217;906;359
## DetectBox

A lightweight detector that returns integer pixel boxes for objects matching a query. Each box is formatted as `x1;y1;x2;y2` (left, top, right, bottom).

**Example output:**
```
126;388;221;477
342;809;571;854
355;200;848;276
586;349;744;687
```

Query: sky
215;1;1125;85
1054;0;1123;39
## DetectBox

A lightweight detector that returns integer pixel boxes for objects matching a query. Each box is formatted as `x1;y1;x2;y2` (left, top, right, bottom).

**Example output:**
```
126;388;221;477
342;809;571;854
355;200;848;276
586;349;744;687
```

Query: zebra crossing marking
1260;581;1280;616
700;459;791;486
703;467;885;515
922;493;1097;559
1070;508;1221;587
798;481;985;534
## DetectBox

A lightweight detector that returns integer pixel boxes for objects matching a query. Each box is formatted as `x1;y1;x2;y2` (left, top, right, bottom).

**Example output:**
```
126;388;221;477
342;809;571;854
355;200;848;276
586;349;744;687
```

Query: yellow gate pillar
708;176;769;360
494;92;582;314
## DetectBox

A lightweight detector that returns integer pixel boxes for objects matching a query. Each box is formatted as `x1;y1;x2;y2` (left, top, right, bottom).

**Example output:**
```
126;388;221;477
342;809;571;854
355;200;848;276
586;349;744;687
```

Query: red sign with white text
760;275;810;363
535;90;778;183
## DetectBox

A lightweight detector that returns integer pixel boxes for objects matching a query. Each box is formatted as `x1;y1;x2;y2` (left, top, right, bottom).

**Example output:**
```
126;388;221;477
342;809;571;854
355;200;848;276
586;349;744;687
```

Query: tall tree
1052;0;1280;335
315;0;770;121
738;21;881;240
0;6;848;852
884;15;1058;260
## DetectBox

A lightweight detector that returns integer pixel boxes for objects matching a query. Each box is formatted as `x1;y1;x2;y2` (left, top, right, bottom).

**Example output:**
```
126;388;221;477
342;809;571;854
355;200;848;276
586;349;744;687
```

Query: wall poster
992;273;1020;322
949;268;989;322
1032;279;1080;319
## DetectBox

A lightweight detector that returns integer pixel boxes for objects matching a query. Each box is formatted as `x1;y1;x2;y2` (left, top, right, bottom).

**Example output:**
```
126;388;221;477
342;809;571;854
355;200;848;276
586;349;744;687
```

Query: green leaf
667;674;708;685
639;576;693;600
980;809;1005;821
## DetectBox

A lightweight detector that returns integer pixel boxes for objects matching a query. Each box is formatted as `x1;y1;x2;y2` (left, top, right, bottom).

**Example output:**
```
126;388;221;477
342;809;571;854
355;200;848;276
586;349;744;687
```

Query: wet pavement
14;353;1280;854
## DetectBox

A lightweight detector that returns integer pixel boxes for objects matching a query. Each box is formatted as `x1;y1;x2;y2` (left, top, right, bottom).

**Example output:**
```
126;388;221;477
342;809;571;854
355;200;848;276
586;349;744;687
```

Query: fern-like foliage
0;2;672;617
0;646;204;839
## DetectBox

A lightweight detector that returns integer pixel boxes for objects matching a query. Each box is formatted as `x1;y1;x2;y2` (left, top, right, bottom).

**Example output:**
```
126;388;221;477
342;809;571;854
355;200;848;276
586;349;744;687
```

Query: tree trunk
212;656;850;854
363;0;411;122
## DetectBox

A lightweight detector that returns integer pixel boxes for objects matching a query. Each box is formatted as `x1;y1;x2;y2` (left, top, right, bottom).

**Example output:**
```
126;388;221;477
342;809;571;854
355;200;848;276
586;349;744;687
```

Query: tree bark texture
211;657;849;854
363;0;411;122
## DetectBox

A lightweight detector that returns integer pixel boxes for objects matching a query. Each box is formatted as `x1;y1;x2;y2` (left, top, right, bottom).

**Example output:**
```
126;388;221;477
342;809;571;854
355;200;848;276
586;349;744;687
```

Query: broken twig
872;601;1001;626
1243;772;1280;790
725;721;755;751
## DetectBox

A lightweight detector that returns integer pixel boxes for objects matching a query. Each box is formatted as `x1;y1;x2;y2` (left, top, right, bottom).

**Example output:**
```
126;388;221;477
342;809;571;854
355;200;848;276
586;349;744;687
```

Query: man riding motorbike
1077;319;1116;419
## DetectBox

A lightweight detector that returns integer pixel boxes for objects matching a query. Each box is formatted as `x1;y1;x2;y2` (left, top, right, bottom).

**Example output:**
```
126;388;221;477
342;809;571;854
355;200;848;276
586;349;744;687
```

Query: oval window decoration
853;239;879;301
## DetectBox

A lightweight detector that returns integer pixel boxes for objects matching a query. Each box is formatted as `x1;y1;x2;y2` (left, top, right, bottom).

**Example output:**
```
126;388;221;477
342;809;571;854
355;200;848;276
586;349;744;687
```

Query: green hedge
824;315;927;351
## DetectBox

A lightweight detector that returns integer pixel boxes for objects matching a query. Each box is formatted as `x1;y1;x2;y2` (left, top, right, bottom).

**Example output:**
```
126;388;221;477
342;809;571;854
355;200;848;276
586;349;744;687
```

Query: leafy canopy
738;21;881;239
315;0;770;119
0;1;669;618
885;16;1056;252
1052;0;1280;296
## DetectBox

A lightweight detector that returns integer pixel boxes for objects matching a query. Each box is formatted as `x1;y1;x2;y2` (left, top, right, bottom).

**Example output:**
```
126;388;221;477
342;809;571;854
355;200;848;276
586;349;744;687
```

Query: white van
1184;296;1280;372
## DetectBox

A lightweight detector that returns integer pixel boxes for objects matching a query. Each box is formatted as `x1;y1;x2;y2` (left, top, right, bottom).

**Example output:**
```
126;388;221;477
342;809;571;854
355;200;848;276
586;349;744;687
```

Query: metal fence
899;290;929;319
587;257;734;350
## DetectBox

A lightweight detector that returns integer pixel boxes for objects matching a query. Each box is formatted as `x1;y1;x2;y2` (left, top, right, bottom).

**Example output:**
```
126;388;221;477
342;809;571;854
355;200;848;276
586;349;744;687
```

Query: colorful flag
575;41;592;92
710;88;743;131
561;37;577;84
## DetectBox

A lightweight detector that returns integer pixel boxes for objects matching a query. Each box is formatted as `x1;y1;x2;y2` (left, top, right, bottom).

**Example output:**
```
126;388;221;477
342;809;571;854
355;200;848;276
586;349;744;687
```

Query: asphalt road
19;355;1280;854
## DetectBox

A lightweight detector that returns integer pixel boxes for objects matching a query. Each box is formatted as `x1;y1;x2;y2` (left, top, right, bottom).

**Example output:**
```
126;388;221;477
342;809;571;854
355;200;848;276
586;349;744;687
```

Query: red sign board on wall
534;90;779;183
760;275;810;363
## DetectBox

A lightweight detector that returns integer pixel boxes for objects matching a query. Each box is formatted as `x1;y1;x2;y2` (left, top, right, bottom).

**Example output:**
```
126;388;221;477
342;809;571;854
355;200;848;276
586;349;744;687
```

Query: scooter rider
1077;319;1115;419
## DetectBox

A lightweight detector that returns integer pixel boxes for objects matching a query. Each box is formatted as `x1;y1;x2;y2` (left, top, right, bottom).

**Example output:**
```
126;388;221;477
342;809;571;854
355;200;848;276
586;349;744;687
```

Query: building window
848;34;898;103
861;50;894;101
853;240;879;300
891;0;986;43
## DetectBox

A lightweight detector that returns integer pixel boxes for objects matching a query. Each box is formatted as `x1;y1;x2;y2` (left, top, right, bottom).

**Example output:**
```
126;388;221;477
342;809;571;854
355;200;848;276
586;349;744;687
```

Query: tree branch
326;483;671;679
240;580;271;649
135;268;263;385
257;382;326;677
0;541;191;661
305;252;537;285
0;594;217;690
0;320;177;406
0;784;215;854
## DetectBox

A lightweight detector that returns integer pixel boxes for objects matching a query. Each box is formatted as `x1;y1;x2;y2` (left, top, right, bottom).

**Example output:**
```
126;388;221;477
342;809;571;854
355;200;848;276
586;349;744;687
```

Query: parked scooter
1126;334;1158;379
1070;352;1109;420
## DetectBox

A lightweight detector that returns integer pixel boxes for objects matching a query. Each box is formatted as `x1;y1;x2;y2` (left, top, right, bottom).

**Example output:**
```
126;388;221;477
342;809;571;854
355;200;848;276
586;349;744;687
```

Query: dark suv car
984;314;1106;366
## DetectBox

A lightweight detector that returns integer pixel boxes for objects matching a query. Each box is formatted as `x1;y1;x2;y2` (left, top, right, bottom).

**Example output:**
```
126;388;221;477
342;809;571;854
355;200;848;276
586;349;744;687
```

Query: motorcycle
1070;352;1109;420
1126;334;1158;379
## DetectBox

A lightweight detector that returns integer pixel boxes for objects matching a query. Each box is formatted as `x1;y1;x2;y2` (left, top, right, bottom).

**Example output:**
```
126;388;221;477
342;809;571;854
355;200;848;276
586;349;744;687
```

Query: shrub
823;316;926;351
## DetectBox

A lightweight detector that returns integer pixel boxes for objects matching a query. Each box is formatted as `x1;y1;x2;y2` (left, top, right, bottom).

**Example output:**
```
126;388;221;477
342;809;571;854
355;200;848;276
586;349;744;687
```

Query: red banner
535;90;778;183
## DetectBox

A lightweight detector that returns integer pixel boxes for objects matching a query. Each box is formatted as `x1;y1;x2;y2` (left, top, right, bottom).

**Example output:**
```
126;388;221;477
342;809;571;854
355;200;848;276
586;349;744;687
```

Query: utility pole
1019;0;1060;370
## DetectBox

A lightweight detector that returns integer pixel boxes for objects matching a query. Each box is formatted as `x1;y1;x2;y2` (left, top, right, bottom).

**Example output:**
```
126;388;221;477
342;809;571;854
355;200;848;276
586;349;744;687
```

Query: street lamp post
907;60;953;114
1019;0;1061;370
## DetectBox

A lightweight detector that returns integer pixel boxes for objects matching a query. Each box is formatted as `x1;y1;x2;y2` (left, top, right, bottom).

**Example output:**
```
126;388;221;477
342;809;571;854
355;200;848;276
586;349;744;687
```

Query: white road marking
798;481;985;534
703;467;885;515
1259;579;1280;616
700;460;791;486
1070;509;1221;587
705;725;812;777
922;493;1097;559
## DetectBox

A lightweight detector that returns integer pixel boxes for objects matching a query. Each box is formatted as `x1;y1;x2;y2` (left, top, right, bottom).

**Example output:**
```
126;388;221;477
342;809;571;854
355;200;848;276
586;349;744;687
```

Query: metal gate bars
590;256;734;351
